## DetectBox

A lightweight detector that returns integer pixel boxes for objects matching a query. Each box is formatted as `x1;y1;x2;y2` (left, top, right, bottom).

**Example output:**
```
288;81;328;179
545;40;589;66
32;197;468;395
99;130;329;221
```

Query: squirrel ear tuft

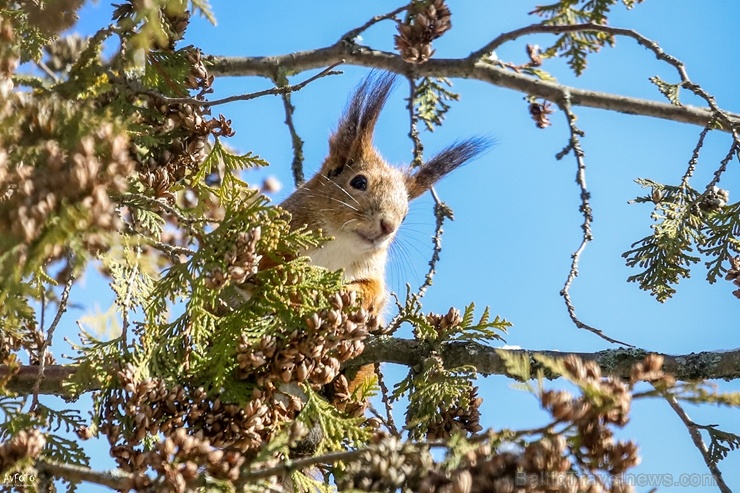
327;72;397;167
405;137;492;199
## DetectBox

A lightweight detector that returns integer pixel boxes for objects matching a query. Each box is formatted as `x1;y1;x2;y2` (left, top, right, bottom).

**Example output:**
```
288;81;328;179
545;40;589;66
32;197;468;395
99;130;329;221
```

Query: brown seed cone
395;0;452;64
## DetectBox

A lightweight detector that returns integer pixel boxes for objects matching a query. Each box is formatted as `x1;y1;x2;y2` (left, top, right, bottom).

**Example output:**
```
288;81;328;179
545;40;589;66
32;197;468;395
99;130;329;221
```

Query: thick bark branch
35;460;134;491
4;342;740;397
1;365;78;396
348;338;740;381
205;46;740;130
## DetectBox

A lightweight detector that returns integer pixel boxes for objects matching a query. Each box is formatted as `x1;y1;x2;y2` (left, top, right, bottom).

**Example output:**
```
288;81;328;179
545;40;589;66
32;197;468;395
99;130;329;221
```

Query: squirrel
254;72;488;463
280;72;488;319
276;74;489;459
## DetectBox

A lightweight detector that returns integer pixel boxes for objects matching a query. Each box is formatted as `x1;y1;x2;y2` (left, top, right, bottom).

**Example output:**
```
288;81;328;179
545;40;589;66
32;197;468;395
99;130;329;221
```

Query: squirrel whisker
340;218;358;230
302;192;361;213
318;173;362;207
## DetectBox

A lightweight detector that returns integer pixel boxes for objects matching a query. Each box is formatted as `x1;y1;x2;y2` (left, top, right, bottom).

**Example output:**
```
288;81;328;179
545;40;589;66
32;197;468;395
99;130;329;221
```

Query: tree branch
2;365;78;395
31;271;74;411
119;62;343;109
35;460;134;491
6;342;740;397
556;95;632;347
664;395;732;493
339;4;408;44
271;72;307;186
31;438;439;491
205;46;739;132
349;339;740;381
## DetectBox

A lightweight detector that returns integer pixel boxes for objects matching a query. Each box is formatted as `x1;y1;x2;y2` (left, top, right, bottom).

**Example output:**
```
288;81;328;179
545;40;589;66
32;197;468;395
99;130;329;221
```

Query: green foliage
0;7;54;63
196;139;269;189
698;200;740;283
0;397;24;432
143;49;195;97
105;245;157;318
624;178;740;301
394;286;509;345
44;433;88;468
521;67;557;82
706;426;740;464
113;0;215;52
289;470;335;493
0;270;41;335
2;1;736;490
189;0;217;25
677;385;740;407
531;0;643;75
497;349;540;394
0;401;88;493
56;28;112;100
455;304;511;343
393;355;478;440
413;77;460;132
129;206;166;238
389;298;509;439
649;75;682;106
300;386;369;453
134;188;338;389
65;328;129;397
623;179;702;301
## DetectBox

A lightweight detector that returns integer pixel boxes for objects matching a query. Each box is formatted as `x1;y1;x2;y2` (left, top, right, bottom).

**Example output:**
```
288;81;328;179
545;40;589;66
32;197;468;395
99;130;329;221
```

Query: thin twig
510;420;568;440
36;460;134;491
272;73;306;186
120;192;209;228
31;270;74;411
39;287;46;341
663;395;731;493
384;290;408;336
557;95;632;347
417;189;452;299
681;121;714;187
469;22;638;61
408;74;450;300
35;60;59;82
407;75;424;168
481;22;740;147
128;63;343;109
383;74;452;324
339;4;408;44
237;440;444;485
375;362;400;437
148;239;195;261
240;448;376;482
121;221;195;263
36;441;441;491
366;402;397;437
707;142;740;190
469;22;740;148
118;247;143;353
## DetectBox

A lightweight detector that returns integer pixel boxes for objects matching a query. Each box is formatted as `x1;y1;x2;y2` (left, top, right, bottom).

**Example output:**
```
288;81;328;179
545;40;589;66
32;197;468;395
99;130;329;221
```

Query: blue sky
55;0;740;490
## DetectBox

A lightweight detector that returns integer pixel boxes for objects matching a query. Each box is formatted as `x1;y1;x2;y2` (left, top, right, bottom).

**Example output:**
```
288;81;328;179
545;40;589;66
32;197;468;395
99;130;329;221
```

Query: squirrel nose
380;218;396;236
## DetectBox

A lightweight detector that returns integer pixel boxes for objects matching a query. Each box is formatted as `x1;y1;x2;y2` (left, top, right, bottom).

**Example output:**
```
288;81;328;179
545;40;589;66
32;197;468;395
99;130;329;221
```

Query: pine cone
394;0;452;64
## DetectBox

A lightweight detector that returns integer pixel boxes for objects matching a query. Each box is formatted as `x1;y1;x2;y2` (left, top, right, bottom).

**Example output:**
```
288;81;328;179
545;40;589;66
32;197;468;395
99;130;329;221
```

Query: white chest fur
304;233;387;282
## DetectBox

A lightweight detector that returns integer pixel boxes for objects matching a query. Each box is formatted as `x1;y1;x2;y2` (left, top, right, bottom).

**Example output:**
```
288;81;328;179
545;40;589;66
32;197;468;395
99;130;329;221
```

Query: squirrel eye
349;174;368;191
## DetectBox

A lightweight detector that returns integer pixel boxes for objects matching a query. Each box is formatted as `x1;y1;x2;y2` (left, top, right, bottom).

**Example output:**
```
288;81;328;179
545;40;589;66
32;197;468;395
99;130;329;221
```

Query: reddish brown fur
281;72;489;318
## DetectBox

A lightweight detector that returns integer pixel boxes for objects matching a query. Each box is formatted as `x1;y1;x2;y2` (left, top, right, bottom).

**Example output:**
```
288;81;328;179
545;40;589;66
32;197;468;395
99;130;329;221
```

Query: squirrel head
283;72;489;264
